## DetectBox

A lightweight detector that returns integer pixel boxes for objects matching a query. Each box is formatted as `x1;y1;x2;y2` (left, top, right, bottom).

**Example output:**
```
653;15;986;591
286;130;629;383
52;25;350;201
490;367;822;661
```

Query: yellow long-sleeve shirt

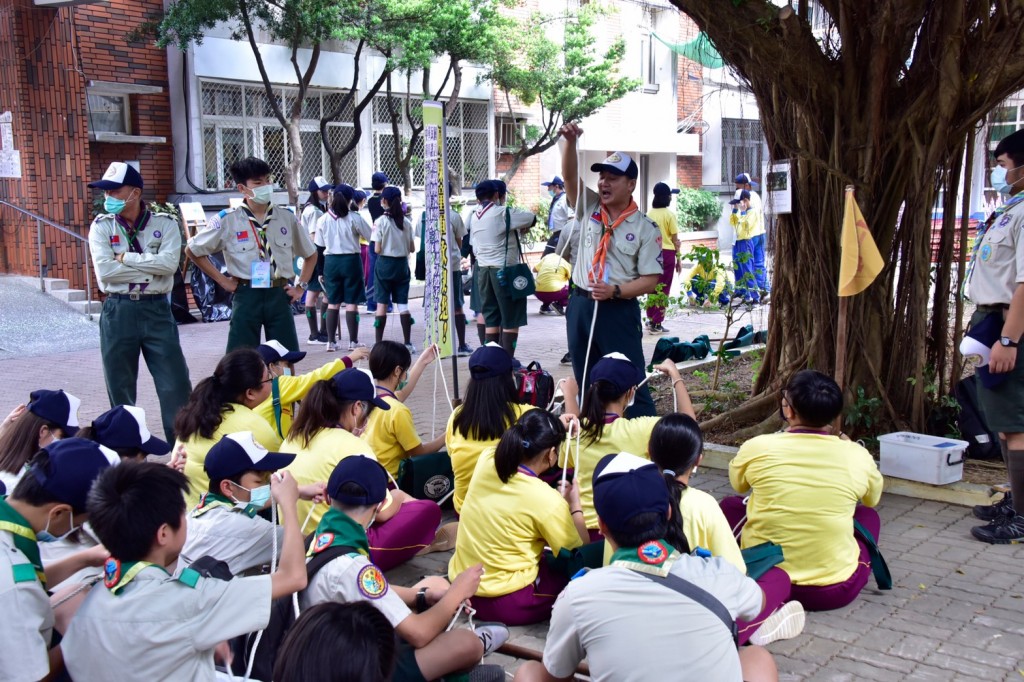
254;358;353;439
730;207;764;241
679;263;734;298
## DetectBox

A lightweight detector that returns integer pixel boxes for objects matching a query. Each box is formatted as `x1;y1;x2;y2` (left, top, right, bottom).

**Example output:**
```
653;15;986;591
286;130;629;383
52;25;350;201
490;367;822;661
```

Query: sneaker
307;334;326;345
749;600;806;646
468;665;505;682
326;341;337;353
560;352;572;365
973;492;1014;521
648;323;667;334
416;521;458;556
405;343;417;354
474;622;510;657
457;343;473;357
316;333;329;343
539;304;553;315
348;341;357;351
552;301;566;316
971;513;1024;544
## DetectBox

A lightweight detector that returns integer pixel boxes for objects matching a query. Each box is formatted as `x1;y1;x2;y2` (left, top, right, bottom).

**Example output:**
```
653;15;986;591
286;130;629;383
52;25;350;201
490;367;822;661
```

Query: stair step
50;288;86;302
45;278;70;292
69;300;102;315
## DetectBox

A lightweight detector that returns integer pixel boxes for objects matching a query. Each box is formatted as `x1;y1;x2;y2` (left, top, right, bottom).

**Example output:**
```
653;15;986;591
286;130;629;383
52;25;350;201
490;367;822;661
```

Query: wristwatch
1000;336;1019;348
297;280;309;290
416;587;429;613
613;284;622;299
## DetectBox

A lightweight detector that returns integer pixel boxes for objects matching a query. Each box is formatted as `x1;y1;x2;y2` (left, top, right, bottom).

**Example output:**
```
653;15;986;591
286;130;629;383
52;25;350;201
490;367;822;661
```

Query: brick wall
0;0;173;292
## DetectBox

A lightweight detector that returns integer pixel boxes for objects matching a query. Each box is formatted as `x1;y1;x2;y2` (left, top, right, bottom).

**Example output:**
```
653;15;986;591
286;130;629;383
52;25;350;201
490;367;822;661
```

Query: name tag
251;260;272;288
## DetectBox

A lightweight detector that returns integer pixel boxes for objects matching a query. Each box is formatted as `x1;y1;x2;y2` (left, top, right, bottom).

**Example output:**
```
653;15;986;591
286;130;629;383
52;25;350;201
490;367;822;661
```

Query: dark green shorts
971;308;1024;433
324;253;365;305
477;266;527;329
375;255;411;305
393;641;428;682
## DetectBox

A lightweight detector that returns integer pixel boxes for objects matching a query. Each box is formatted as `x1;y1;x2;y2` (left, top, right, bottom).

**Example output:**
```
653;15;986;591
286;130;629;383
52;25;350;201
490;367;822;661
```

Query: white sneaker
474;622;509;656
749;600;805;646
326;341;337;353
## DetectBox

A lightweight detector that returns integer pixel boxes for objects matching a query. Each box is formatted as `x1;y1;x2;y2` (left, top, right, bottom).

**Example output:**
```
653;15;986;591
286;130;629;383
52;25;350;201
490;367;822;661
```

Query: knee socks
346;311;359;344
325;308;340;344
305;307;319;337
1001;439;1009;469
500;331;518;358
454;313;467;348
400;313;413;345
1009;449;1024;517
477;323;487;347
375;315;386;344
485;331;500;345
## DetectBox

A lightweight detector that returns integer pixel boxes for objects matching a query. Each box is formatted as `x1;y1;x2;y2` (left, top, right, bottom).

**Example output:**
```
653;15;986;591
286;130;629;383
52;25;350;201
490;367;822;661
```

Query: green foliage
676;188;721;232
845;386;883;433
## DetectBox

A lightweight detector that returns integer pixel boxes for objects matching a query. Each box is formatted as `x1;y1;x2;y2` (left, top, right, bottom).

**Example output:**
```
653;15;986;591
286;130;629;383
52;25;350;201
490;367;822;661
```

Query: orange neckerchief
589;199;639;284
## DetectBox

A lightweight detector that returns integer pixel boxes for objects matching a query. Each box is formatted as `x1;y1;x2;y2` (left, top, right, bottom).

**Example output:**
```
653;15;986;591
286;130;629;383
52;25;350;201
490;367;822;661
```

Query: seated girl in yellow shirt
281;368;441;571
650;413;803;646
451;409;588;625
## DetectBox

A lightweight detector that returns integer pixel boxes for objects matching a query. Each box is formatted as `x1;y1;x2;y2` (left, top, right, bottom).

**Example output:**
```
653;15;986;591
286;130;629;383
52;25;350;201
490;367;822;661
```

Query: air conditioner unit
34;0;105;7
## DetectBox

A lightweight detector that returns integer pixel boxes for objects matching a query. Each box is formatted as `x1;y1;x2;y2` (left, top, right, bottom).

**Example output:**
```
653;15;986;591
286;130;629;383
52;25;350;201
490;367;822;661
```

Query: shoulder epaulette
11;562;37;584
177;567;201;588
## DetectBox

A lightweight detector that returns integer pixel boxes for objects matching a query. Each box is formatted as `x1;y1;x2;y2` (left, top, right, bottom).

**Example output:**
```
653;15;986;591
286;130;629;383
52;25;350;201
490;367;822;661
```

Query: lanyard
604;412;621;425
375;386;398;400
114;209;151;254
786;428;831;435
517;464;538;478
104;559;165;595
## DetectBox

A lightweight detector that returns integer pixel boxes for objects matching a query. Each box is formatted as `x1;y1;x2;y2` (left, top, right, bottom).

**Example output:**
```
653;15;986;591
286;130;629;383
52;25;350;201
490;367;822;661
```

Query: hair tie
522;440;531;449
663;469;677;477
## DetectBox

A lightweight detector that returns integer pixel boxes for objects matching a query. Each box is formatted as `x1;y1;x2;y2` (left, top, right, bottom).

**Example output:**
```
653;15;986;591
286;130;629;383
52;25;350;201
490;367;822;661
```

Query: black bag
954;375;1001;460
498;209;536;300
189;252;234;323
515;361;555;408
397;452;455;508
232;543;355;680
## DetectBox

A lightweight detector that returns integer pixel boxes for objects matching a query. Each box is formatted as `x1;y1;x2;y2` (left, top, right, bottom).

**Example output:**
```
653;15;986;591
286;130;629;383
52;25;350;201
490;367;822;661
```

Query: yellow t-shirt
446;403;534;513
179;404;284;508
647;207;678;251
254;359;351;439
281;428;379;529
680;486;745;573
729;432;883;586
533;254;571;293
449;448;582;596
362;395;423;478
577;416;660;529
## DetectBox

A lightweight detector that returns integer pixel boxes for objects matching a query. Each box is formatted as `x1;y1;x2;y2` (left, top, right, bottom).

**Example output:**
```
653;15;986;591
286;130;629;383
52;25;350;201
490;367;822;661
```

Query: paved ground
6;276;1022;680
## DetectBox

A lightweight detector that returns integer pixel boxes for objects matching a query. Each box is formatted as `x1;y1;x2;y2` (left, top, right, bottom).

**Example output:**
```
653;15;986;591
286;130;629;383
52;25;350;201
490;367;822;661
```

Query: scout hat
590;152;639;179
653;182;680;197
468;343;514;380
327;455;388;506
542;176;565;188
27;389;81;434
258;340;307;365
31;438;120;512
204;432;296;481
593;452;670;534
307;176;333;193
330;369;390;411
590;353;644;393
89;162;144;190
90;405;171;456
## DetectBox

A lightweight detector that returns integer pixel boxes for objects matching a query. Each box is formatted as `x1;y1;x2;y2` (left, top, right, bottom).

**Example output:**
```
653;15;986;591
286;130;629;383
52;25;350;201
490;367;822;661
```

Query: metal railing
0;200;96;320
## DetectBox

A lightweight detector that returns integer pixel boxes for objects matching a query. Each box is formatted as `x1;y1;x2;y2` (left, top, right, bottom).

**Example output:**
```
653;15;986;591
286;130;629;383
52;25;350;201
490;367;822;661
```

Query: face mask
231;481;271;508
626;390;636;409
249;185;274;205
104;195;127;215
992;166;1011;195
396;370;408;392
282;368;292;377
366;506;380;531
37;510;76;543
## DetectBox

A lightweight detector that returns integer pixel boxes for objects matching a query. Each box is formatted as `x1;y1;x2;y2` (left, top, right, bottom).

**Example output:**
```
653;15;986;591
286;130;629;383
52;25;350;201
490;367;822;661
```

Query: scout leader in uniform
558;124;664;417
87;162;192;442
186;156;318;353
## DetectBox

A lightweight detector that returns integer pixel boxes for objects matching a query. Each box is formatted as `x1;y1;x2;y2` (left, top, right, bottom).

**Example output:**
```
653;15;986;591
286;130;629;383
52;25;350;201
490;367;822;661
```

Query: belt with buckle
108;292;165;302
571;287;595;300
237;277;290;289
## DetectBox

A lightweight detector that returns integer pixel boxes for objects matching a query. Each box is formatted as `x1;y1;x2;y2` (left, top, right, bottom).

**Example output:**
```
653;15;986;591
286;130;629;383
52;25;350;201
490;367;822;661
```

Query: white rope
431;356;440;439
547;377;568;412
244;486;280;681
446;601;478;632
50;574;102;609
300;502;320;536
434;345;453;412
560;427;575;487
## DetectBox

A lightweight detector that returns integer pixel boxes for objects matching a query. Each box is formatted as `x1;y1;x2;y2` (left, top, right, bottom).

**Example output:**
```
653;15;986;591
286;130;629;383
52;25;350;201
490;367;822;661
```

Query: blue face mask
231;481;271;508
37;510;76;543
992;166;1011;195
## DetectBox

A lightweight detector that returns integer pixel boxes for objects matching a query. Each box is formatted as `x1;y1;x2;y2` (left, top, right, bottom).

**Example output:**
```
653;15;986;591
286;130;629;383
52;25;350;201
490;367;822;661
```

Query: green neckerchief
308;508;370;558
103;558;168;595
190;491;260;519
609;539;679;577
0;497;45;586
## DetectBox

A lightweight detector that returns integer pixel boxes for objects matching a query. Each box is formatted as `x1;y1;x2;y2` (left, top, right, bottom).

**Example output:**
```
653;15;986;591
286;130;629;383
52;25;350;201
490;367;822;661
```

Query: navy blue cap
258;340;306;365
494;180;507;195
204;432;295;481
590;353;644;394
380;186;401;203
28;389;81;434
307;176;333;193
90;405;170;456
729;190;752;206
542;176;565;187
89;162;144;190
593;452;670;534
469;343;514;380
590;152;639;179
653;182;680;197
33;438;119;512
352;189;368;203
327;455;388;505
371;171;390;186
331;369;390;410
334;183;355;202
735;173;753;185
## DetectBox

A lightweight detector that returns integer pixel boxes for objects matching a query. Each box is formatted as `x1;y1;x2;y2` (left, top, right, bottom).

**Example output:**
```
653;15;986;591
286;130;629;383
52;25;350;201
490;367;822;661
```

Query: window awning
652;32;724;70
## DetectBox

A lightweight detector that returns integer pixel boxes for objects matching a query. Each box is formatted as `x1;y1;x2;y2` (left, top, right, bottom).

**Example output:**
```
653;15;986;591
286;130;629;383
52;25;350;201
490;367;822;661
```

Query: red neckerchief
589;200;639;283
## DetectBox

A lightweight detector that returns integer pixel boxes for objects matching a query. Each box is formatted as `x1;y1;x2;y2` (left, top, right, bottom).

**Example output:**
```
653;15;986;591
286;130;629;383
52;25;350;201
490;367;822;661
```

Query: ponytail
289;380;358;448
386;200;404;227
175;349;266;441
331;191;350;218
579;379;627;446
494;410;566;483
648;413;704;556
663;474;691;554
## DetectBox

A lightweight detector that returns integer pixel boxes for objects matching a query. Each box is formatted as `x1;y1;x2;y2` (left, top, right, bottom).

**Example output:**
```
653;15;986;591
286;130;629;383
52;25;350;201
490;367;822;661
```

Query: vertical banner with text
422;101;454;358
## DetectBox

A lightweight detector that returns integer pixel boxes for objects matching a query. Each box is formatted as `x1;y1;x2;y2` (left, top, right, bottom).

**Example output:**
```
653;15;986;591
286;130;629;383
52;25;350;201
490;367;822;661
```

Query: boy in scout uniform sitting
302;455;509;682
0;439;118;682
180;431;326;576
186;156;318;353
61;461;309;680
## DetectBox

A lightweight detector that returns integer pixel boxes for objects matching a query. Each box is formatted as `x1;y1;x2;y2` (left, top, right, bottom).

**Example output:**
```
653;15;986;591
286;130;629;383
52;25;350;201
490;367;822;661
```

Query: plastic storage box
878;432;969;485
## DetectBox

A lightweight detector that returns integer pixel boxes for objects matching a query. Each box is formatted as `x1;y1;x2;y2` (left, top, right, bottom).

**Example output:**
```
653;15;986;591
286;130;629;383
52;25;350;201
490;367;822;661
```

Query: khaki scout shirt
89;211;181;295
968;199;1024;306
0;531;53;682
561;188;664;290
301;552;411;627
374;216;416;258
188;205;315;280
468;204;537;268
180;502;284;577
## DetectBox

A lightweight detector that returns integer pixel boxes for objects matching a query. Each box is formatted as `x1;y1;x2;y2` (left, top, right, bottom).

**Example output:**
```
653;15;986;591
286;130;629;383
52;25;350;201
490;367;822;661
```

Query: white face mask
37;509;76;543
626;389;636;409
281;368;292;377
249;185;274;205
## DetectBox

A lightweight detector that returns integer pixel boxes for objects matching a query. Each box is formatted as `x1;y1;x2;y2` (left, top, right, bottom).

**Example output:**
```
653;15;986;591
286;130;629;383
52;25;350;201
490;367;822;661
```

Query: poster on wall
0;111;21;179
763;161;792;215
422;101;455;359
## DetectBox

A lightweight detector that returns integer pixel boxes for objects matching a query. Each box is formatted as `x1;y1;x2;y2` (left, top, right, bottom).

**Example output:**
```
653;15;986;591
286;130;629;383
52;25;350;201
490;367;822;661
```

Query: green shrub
676;188;722;232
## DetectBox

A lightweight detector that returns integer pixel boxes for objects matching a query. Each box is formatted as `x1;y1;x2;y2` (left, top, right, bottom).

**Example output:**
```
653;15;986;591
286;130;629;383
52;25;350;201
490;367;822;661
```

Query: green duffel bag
397;451;455;509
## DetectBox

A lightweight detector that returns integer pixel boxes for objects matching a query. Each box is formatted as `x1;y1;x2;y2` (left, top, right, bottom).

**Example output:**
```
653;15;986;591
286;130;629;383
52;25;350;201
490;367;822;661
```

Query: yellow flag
838;186;884;297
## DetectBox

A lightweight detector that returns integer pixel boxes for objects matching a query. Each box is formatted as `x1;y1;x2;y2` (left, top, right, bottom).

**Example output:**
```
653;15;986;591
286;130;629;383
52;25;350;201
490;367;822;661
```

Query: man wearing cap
558;124;663;417
302;455;509;681
0;439;118;682
514;452;776;682
729;190;762;304
301;176;333;345
254;339;369;439
541;176;571;259
646;182;683;334
734;173;769;295
88;162;192;442
186;156;318;353
468;180;537;357
181;432;324;576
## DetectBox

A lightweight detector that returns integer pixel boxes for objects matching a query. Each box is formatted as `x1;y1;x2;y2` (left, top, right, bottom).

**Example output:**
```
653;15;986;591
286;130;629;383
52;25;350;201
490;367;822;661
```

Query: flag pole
834;185;855;433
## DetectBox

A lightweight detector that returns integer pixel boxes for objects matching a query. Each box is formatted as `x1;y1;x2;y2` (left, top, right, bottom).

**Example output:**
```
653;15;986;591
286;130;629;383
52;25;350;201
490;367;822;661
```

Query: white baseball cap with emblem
590;152;639;179
88;162;144;190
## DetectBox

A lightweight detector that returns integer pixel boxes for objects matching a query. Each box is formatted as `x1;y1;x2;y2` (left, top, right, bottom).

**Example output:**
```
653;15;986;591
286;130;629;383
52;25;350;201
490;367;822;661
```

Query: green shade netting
652;31;724;69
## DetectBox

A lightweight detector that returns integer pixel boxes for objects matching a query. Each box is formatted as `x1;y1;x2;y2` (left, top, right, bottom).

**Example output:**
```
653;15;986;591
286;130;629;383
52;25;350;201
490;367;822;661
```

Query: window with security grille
198;79;358;191
721;118;765;185
985;100;1024;192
